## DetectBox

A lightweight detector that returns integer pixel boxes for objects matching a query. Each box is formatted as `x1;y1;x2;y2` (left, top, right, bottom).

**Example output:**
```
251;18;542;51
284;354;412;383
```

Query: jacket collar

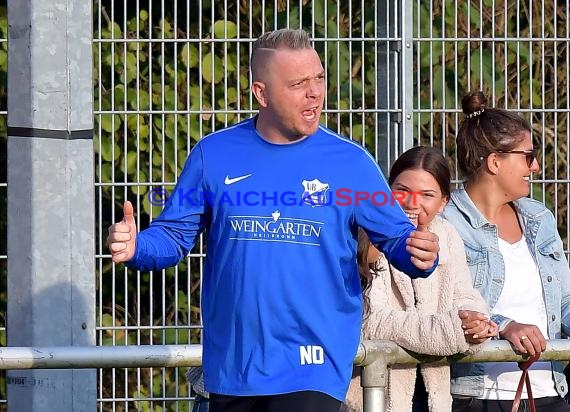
450;186;547;229
449;187;488;229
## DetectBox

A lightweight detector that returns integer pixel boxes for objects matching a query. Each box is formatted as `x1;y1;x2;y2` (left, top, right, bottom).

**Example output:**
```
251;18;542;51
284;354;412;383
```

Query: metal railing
2;339;570;412
356;339;570;412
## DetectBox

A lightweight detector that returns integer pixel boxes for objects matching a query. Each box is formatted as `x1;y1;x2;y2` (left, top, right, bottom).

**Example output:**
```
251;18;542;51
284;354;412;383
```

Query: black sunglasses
496;149;537;168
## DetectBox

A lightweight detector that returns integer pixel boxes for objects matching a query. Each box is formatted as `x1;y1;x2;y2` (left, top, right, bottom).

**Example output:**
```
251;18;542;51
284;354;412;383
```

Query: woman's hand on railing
459;310;499;344
500;322;546;356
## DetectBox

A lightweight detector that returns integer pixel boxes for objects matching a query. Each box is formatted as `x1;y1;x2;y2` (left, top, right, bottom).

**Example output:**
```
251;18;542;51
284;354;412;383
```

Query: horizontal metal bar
91;108;570;116
93;109;401;115
355;339;570;367
413;108;569;114
1;340;569;370
91;37;570;44
413;37;570;42
95;325;203;331
92;37;401;44
95;182;177;187
0;345;202;369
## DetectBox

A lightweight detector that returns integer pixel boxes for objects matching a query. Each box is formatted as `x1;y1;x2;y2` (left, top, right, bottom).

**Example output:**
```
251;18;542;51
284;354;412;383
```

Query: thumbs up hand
406;212;439;270
107;201;138;263
416;210;430;233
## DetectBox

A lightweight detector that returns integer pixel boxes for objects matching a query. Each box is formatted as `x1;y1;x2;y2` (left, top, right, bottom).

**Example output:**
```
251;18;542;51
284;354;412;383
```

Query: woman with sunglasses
443;91;570;411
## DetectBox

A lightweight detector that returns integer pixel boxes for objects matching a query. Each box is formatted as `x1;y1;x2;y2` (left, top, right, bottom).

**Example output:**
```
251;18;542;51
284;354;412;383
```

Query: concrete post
6;0;95;410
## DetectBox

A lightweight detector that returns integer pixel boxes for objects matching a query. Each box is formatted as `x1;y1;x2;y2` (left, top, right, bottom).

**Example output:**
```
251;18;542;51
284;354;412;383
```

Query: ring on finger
520;335;528;341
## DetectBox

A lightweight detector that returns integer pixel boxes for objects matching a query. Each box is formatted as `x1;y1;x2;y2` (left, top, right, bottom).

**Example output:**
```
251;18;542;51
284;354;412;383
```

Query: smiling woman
387;147;451;228
344;146;495;412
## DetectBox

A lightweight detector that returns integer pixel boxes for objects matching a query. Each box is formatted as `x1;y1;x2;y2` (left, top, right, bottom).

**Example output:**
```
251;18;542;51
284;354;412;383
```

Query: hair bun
462;91;487;118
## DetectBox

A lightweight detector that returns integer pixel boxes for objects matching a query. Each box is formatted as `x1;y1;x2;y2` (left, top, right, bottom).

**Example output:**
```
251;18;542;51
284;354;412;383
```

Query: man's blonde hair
250;29;313;80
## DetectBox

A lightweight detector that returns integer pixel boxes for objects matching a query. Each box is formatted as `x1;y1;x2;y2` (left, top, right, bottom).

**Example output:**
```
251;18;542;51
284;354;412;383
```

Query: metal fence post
361;360;388;412
400;0;414;148
6;0;95;410
356;341;399;412
376;0;414;174
376;1;399;174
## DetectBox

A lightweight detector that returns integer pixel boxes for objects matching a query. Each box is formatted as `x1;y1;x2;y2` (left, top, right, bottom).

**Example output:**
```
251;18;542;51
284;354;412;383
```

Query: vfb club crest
301;179;330;207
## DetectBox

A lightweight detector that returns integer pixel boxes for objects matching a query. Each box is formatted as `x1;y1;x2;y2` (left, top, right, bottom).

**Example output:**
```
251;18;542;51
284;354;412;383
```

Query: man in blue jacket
107;28;439;412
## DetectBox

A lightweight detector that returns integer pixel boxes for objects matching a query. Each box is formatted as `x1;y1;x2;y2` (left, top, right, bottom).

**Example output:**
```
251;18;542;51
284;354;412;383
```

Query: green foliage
413;0;568;238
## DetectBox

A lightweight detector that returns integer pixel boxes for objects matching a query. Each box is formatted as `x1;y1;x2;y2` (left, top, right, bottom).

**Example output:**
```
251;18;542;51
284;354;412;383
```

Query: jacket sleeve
445;222;488;314
546;209;570;337
442;199;515;335
444;221;489;353
362;263;471;356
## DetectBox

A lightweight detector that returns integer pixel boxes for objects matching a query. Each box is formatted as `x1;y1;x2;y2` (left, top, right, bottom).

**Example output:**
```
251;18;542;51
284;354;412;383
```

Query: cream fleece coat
344;216;488;412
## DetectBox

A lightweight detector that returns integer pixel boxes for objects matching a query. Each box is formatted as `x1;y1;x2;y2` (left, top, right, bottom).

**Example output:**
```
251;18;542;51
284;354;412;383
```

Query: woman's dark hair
357;227;375;319
457;90;532;180
388;146;451;198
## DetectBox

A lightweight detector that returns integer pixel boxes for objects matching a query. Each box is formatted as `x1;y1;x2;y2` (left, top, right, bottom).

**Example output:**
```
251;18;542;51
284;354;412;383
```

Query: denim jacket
442;187;570;398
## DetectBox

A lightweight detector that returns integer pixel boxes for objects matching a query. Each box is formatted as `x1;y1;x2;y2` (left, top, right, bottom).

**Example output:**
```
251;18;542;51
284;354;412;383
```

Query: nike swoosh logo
224;174;253;185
